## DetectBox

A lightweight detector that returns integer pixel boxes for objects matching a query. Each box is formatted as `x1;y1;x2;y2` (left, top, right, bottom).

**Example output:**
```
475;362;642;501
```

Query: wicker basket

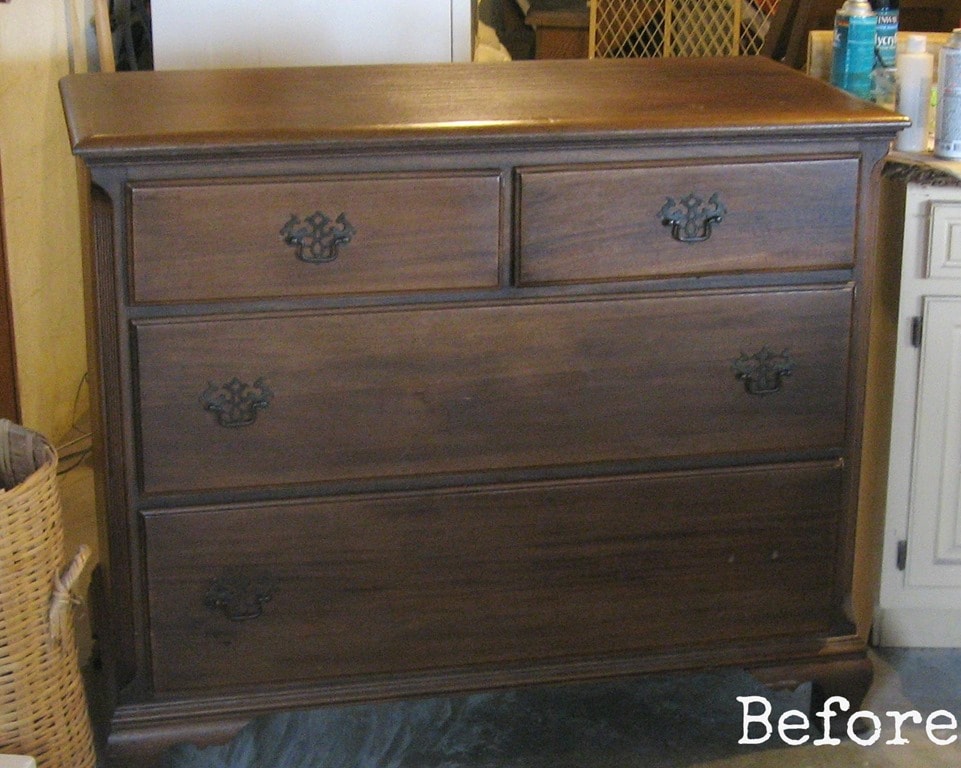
0;420;96;768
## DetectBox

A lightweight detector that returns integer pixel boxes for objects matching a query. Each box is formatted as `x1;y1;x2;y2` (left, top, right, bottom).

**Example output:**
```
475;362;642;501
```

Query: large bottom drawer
145;462;841;693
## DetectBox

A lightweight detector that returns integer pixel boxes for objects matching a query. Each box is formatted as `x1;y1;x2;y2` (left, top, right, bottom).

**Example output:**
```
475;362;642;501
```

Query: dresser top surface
60;57;905;162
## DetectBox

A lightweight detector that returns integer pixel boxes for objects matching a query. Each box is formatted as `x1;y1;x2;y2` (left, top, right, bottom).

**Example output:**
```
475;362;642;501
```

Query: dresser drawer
128;173;502;303
133;287;851;496
517;158;858;285
144;463;841;693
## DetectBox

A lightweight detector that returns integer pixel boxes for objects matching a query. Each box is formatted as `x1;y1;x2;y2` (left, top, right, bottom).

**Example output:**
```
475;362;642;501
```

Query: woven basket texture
0;422;96;768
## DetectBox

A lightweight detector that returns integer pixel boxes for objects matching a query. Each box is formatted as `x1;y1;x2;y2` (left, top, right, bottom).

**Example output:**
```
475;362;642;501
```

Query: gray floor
58;462;961;768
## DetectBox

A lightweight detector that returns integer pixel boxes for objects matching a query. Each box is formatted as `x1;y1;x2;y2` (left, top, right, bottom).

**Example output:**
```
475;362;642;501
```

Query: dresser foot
750;652;874;739
809;656;875;739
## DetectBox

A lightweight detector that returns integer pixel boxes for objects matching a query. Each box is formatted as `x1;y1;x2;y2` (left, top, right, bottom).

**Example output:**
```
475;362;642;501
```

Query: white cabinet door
151;0;474;70
876;185;961;647
906;296;961;588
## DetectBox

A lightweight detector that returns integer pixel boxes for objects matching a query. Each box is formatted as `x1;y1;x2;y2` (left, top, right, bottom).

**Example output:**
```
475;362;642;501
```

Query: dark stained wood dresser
60;58;905;766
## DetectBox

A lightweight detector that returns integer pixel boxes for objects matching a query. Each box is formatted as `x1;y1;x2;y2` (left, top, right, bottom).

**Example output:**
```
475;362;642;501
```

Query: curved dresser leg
750;652;874;740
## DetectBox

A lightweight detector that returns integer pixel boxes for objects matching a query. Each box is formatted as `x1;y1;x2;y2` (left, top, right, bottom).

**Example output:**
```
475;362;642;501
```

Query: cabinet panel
145;463;841;693
906;296;961;587
927;201;961;279
134;288;852;496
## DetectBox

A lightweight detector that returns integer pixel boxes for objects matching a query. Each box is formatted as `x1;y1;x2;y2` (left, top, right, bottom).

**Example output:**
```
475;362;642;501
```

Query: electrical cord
57;372;91;475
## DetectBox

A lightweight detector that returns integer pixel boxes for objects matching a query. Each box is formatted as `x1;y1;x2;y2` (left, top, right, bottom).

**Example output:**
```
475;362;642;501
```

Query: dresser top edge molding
60;57;906;164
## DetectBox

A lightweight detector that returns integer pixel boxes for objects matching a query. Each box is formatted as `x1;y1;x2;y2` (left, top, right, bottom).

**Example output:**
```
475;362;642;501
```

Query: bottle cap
905;34;927;54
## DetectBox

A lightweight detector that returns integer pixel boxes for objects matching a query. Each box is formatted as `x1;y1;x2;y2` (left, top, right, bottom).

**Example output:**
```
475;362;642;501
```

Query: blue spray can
831;0;878;100
870;0;899;105
871;0;899;69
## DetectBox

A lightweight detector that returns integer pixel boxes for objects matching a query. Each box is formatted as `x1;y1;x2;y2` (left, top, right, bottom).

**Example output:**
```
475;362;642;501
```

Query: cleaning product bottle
936;29;961;158
895;34;933;152
871;0;899;105
871;0;899;69
831;0;878;100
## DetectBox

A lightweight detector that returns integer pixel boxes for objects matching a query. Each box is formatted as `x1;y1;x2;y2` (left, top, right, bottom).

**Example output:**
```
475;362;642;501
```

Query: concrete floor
57;460;961;767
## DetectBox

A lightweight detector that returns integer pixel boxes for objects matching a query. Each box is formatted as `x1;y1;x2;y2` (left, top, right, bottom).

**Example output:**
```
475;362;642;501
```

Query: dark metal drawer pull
659;192;726;243
204;571;276;622
280;210;356;263
733;347;794;395
200;377;273;427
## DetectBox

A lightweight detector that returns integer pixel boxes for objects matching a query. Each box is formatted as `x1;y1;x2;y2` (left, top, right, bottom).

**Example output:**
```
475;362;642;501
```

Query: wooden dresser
60;58;905;766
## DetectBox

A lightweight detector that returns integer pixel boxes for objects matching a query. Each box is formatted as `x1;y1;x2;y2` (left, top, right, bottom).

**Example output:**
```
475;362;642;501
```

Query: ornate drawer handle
204;570;276;622
200;377;273;428
280;210;356;263
659;192;727;243
733;347;795;396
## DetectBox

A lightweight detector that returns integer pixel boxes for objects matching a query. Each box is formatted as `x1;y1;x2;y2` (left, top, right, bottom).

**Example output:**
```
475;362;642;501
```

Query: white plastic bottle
895;34;934;152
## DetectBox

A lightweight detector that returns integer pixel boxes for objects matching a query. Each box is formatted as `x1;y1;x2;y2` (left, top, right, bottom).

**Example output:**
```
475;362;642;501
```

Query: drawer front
128;173;502;302
134;288;851;495
145;464;841;693
517;158;858;284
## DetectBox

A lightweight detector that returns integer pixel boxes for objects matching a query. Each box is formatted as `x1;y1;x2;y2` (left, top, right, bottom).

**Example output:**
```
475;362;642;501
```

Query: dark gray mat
160;649;961;767
159;668;812;768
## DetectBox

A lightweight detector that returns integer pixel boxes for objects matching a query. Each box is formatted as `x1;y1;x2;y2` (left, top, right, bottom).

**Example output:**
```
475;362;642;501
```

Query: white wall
151;0;474;69
0;0;88;441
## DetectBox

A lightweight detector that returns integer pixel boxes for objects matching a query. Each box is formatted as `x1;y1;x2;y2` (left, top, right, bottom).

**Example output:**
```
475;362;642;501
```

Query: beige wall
0;0;88;442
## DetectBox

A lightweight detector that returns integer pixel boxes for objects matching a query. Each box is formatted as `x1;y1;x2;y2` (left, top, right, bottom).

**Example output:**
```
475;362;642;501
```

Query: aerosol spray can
831;0;878;100
871;0;899;69
935;29;961;159
870;0;899;105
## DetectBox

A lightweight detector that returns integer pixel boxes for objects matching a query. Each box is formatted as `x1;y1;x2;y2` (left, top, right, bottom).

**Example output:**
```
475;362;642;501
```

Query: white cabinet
151;0;475;70
876;174;961;647
906;297;961;588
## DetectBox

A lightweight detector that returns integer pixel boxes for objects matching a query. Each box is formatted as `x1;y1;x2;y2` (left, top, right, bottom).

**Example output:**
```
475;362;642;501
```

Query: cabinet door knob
659;192;726;243
280;210;356;263
733;347;795;395
200;377;273;427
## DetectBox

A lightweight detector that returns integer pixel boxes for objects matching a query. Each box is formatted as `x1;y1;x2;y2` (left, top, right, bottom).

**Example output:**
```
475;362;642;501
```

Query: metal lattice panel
590;0;779;58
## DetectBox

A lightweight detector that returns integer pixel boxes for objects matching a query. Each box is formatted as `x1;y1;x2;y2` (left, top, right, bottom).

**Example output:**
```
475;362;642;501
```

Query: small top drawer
517;158;858;285
128;172;502;303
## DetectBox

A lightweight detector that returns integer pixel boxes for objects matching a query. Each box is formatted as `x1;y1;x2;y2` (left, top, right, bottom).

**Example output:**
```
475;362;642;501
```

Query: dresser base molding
97;638;869;767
